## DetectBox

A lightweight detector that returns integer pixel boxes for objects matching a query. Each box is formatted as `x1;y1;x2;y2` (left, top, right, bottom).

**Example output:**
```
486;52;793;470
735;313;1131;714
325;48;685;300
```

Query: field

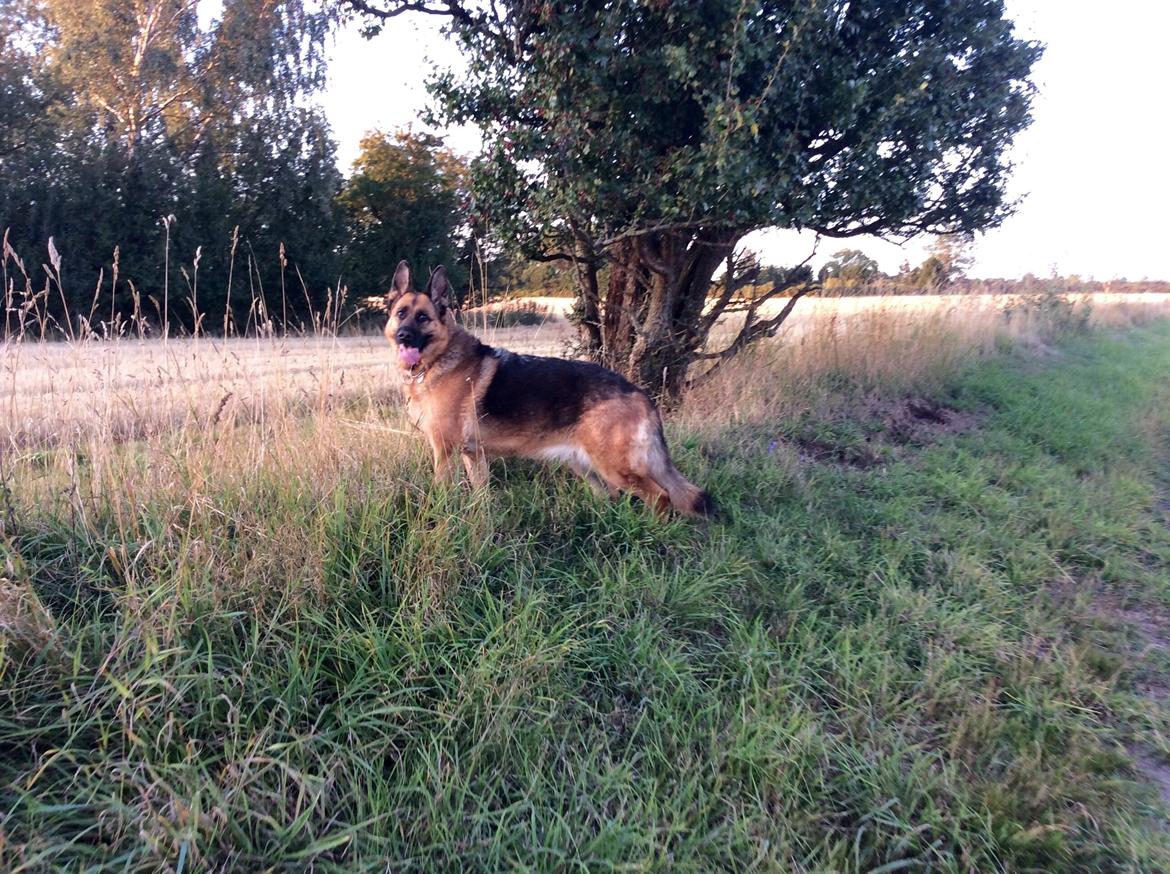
6;292;1169;448
3;293;1170;870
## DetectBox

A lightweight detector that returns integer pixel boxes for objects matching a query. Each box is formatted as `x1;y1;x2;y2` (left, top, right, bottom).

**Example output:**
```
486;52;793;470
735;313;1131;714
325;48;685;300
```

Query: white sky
321;1;1170;280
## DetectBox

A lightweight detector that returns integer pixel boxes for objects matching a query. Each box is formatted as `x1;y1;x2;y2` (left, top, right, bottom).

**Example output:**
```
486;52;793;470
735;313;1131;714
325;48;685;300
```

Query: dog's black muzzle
395;327;429;350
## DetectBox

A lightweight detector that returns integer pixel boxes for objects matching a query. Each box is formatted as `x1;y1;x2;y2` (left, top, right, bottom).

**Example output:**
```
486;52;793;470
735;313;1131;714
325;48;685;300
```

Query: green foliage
3;322;1170;869
819;248;882;289
419;1;1041;251
0;0;343;334
338;129;468;298
362;0;1044;396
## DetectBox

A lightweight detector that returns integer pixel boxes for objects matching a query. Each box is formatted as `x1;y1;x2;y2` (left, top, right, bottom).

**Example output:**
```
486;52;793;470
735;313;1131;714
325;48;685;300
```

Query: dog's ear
387;259;412;306
425;266;452;315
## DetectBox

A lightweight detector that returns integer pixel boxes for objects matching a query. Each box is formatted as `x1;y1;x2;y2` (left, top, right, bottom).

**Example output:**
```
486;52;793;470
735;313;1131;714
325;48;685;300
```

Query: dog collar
402;366;426;385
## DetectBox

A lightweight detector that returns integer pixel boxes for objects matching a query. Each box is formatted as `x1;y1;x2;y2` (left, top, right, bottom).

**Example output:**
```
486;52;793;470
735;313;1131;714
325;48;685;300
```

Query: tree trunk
572;247;603;357
576;229;739;404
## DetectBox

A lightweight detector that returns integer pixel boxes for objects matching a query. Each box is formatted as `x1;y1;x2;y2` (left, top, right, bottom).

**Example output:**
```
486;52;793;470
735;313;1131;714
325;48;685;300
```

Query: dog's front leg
430;440;459;484
461;448;489;488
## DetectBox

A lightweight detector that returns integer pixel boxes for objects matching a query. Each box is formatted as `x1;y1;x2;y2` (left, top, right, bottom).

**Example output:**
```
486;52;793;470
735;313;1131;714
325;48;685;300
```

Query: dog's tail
647;422;718;518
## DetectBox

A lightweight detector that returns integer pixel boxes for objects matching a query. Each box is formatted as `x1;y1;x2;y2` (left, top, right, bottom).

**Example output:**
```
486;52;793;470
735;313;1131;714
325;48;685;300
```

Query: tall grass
2;258;1170;869
683;290;1155;430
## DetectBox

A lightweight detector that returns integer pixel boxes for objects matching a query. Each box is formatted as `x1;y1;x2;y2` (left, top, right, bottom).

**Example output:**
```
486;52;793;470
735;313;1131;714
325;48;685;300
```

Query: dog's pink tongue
399;346;421;368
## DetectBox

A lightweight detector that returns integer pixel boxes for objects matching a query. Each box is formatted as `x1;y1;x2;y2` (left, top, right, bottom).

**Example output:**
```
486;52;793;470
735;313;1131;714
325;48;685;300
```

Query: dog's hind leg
626;474;673;516
582;456;672;516
568;458;618;498
618;418;716;517
645;448;717;518
576;398;714;517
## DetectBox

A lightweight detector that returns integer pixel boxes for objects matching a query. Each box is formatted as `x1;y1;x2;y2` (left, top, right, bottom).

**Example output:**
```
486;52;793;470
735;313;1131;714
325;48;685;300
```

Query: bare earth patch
871;395;984;445
1133;748;1170;812
793;395;984;468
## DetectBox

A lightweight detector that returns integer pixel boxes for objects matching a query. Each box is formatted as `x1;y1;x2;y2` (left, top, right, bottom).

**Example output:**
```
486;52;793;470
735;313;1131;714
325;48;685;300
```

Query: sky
321;1;1170;280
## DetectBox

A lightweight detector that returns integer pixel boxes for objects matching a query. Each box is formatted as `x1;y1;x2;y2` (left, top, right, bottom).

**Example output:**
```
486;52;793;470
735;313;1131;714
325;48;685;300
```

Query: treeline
0;0;470;338
805;239;1170;297
911;276;1170;296
478;238;1170;302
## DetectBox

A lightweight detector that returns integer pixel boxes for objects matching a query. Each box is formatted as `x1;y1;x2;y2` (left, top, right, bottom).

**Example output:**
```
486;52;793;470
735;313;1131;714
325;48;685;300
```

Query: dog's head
383;260;453;370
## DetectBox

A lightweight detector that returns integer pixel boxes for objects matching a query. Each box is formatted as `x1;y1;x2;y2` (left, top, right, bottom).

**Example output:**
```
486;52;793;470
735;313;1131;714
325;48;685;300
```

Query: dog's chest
405;376;476;436
404;393;426;431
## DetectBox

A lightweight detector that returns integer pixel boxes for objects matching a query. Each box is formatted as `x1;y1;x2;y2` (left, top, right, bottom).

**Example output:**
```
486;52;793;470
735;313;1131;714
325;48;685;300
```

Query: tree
46;0;203;164
0;0;340;336
337;129;467;299
350;0;1040;400
911;233;974;293
189;104;343;335
819;249;881;291
0;3;59;164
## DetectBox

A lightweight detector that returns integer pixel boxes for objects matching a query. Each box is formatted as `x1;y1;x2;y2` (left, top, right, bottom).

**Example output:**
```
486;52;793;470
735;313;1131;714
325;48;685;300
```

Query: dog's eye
396;309;407;319
416;313;429;324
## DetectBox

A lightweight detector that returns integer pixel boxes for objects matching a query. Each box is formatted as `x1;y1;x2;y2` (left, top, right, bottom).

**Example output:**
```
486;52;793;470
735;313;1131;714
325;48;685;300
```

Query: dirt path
1110;466;1170;808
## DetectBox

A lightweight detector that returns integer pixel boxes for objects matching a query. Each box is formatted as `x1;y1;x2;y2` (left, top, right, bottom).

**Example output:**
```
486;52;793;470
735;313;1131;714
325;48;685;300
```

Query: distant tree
911;234;974;293
337;129;468;299
192;105;343;334
819;249;882;291
760;262;814;290
352;0;1041;400
0;3;58;163
0;3;67;225
507;260;578;297
45;0;202;164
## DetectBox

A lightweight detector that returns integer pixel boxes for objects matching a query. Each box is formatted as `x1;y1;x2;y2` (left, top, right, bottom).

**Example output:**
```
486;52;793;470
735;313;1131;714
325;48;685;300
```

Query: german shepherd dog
385;260;715;517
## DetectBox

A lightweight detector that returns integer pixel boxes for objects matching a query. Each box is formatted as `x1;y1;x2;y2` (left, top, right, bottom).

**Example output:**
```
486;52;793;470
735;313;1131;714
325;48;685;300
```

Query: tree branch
689;282;816;387
696;249;757;337
637;235;672;277
687;239;820;387
344;0;453;21
343;0;521;62
696;238;817;339
597;219;726;249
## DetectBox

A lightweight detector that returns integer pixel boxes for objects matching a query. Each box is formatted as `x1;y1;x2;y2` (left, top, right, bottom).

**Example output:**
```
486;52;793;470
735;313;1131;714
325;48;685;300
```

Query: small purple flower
767;440;778;454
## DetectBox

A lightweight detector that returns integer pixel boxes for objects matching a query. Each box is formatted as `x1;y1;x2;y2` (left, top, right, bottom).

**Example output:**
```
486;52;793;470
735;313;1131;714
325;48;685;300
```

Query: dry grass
684;293;1170;429
5;291;1167;451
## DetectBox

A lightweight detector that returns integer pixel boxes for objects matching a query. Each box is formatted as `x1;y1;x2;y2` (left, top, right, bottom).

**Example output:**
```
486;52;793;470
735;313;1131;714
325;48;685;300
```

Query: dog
384;260;715;517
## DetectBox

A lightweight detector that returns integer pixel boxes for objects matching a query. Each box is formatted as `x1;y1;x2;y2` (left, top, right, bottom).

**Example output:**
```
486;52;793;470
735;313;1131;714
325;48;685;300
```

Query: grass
2;300;1170;870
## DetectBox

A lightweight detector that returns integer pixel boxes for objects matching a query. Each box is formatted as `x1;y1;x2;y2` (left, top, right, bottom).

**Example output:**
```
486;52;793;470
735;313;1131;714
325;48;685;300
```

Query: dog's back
470;348;715;517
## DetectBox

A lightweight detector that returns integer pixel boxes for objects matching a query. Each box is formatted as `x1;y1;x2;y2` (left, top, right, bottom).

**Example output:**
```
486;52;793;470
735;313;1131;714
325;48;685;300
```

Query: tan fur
385;263;713;517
